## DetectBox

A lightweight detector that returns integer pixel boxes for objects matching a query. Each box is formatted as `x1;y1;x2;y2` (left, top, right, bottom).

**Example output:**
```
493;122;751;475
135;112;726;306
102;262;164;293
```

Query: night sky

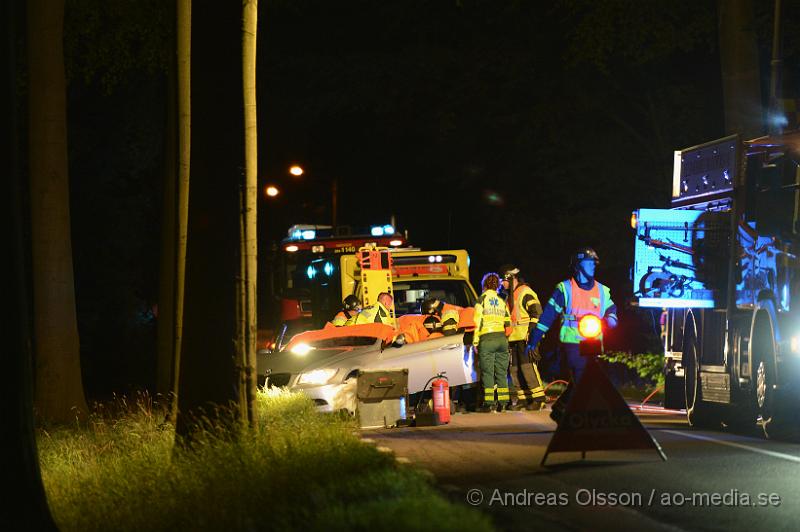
41;0;799;398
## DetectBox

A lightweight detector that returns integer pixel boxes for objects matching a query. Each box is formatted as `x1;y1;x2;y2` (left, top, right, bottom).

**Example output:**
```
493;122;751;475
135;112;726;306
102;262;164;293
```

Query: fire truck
631;132;800;437
262;223;407;351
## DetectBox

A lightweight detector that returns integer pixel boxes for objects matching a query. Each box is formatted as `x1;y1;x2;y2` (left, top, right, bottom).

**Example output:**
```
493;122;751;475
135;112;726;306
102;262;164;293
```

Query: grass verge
38;390;494;532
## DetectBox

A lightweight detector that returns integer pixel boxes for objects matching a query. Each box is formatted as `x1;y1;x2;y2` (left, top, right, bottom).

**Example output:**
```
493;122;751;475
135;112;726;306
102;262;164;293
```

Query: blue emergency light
370;224;395;236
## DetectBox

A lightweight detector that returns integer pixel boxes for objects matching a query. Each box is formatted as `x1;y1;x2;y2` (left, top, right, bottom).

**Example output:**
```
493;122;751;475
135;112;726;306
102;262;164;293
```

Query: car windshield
391;279;476;315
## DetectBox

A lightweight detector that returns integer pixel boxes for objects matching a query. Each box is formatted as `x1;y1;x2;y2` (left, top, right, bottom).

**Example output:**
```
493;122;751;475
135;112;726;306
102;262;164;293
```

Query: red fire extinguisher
431;373;450;424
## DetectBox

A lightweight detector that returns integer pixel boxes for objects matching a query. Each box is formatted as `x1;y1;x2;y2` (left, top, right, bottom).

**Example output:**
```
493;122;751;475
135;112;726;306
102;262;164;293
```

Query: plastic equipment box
356;368;408;429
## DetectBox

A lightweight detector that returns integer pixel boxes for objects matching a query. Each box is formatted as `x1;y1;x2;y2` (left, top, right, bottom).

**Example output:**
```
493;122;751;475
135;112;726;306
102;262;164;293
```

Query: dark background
21;0;798;399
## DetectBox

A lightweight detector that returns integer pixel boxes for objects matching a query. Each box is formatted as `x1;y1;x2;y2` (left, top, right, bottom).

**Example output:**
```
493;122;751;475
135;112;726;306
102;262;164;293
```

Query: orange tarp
458;307;475;331
397;314;430;344
284;323;396;352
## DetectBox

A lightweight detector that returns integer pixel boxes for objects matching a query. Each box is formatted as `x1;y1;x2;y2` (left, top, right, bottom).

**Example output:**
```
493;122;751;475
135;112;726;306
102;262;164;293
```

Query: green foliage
64;0;173;92
39;390;494;532
600;351;665;387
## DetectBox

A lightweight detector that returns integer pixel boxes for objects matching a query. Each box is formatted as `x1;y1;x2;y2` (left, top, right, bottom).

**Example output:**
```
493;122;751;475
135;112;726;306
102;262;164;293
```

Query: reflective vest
354;302;392;325
508;284;540;342
473;289;511;342
440;303;462;335
331;310;357;327
558;278;612;344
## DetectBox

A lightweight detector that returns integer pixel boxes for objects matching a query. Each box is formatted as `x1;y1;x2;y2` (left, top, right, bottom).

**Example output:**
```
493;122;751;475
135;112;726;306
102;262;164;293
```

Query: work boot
526;399;547;411
477;403;495;413
511;402;527;411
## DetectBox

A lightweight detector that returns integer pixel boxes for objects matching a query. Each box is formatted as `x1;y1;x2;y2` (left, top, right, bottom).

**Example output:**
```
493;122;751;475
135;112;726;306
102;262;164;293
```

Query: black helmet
570;247;600;270
498;264;520;280
343;295;360;311
421;298;440;315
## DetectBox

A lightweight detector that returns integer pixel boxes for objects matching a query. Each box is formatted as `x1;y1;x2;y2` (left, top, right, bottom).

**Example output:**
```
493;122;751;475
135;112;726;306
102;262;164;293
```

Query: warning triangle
541;357;667;465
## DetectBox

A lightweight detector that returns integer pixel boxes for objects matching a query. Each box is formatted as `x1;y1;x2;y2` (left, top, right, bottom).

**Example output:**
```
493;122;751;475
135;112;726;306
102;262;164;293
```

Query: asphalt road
369;405;800;531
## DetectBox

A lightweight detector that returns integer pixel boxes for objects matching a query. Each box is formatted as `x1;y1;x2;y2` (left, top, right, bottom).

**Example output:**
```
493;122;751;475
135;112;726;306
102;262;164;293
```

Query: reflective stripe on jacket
331;310;357;327
508;284;541;342
354;302;391;325
440;303;462;334
558;278;613;343
473;289;511;344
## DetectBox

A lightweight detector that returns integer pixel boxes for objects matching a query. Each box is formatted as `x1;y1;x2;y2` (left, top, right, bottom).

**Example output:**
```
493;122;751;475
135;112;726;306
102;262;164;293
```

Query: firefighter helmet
498;264;520;280
421;298;441;315
343;295;361;311
570;247;600;270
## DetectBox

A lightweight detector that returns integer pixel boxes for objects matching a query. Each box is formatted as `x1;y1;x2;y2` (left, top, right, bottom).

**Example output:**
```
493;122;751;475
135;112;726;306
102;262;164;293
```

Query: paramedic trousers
478;332;510;405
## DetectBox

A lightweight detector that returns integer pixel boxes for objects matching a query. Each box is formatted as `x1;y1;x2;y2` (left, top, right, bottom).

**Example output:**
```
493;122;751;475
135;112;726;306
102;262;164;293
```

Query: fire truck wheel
683;316;721;429
755;358;799;440
751;305;800;441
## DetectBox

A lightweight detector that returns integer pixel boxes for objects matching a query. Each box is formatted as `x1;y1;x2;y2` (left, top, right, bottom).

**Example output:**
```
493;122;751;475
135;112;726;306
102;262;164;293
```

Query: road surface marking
664;430;800;463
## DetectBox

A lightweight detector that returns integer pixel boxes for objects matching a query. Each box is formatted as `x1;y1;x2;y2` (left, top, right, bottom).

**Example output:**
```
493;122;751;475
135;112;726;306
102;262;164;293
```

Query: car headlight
290;343;315;356
297;368;339;386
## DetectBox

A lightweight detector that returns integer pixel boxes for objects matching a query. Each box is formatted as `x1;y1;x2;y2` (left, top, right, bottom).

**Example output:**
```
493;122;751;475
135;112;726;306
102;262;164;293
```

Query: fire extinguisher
431;373;450;424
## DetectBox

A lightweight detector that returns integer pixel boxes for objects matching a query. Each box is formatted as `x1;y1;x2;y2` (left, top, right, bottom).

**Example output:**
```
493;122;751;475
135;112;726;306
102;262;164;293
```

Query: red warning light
578;315;602;339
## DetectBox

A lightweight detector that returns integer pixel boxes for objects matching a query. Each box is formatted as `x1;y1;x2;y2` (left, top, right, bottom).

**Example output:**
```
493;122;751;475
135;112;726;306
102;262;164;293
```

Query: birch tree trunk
28;0;89;423
240;0;258;425
157;0;191;423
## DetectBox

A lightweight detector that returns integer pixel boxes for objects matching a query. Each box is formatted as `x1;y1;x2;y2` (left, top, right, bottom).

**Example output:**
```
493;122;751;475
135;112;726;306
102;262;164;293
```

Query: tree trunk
28;0;89;423
157;0;191;424
241;0;258;425
2;0;58;526
717;0;763;138
175;1;244;441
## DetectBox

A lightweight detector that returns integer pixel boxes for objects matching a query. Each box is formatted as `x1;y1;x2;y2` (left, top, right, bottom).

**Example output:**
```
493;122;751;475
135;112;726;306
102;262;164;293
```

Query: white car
257;323;478;413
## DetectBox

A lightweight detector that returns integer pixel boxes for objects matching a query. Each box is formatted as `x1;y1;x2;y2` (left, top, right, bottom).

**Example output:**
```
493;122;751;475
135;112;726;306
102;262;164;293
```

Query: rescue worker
420;298;462;336
331;295;361;326
473;272;512;413
525;247;618;422
354;292;394;325
498;264;546;410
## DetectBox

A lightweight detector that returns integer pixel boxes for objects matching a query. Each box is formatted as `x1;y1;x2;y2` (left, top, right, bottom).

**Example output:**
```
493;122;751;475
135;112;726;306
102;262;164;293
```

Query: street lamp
289;165;304;177
264;185;279;197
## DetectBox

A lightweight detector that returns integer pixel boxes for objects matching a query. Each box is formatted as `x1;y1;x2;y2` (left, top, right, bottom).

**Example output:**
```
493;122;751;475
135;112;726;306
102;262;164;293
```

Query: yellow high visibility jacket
440;303;462;335
331;310;357;327
508;284;542;342
354;302;392;325
473;289;511;346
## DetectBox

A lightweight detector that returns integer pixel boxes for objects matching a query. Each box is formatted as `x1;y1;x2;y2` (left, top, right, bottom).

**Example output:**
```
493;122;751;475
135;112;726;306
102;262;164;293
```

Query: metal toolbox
356;368;408;429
